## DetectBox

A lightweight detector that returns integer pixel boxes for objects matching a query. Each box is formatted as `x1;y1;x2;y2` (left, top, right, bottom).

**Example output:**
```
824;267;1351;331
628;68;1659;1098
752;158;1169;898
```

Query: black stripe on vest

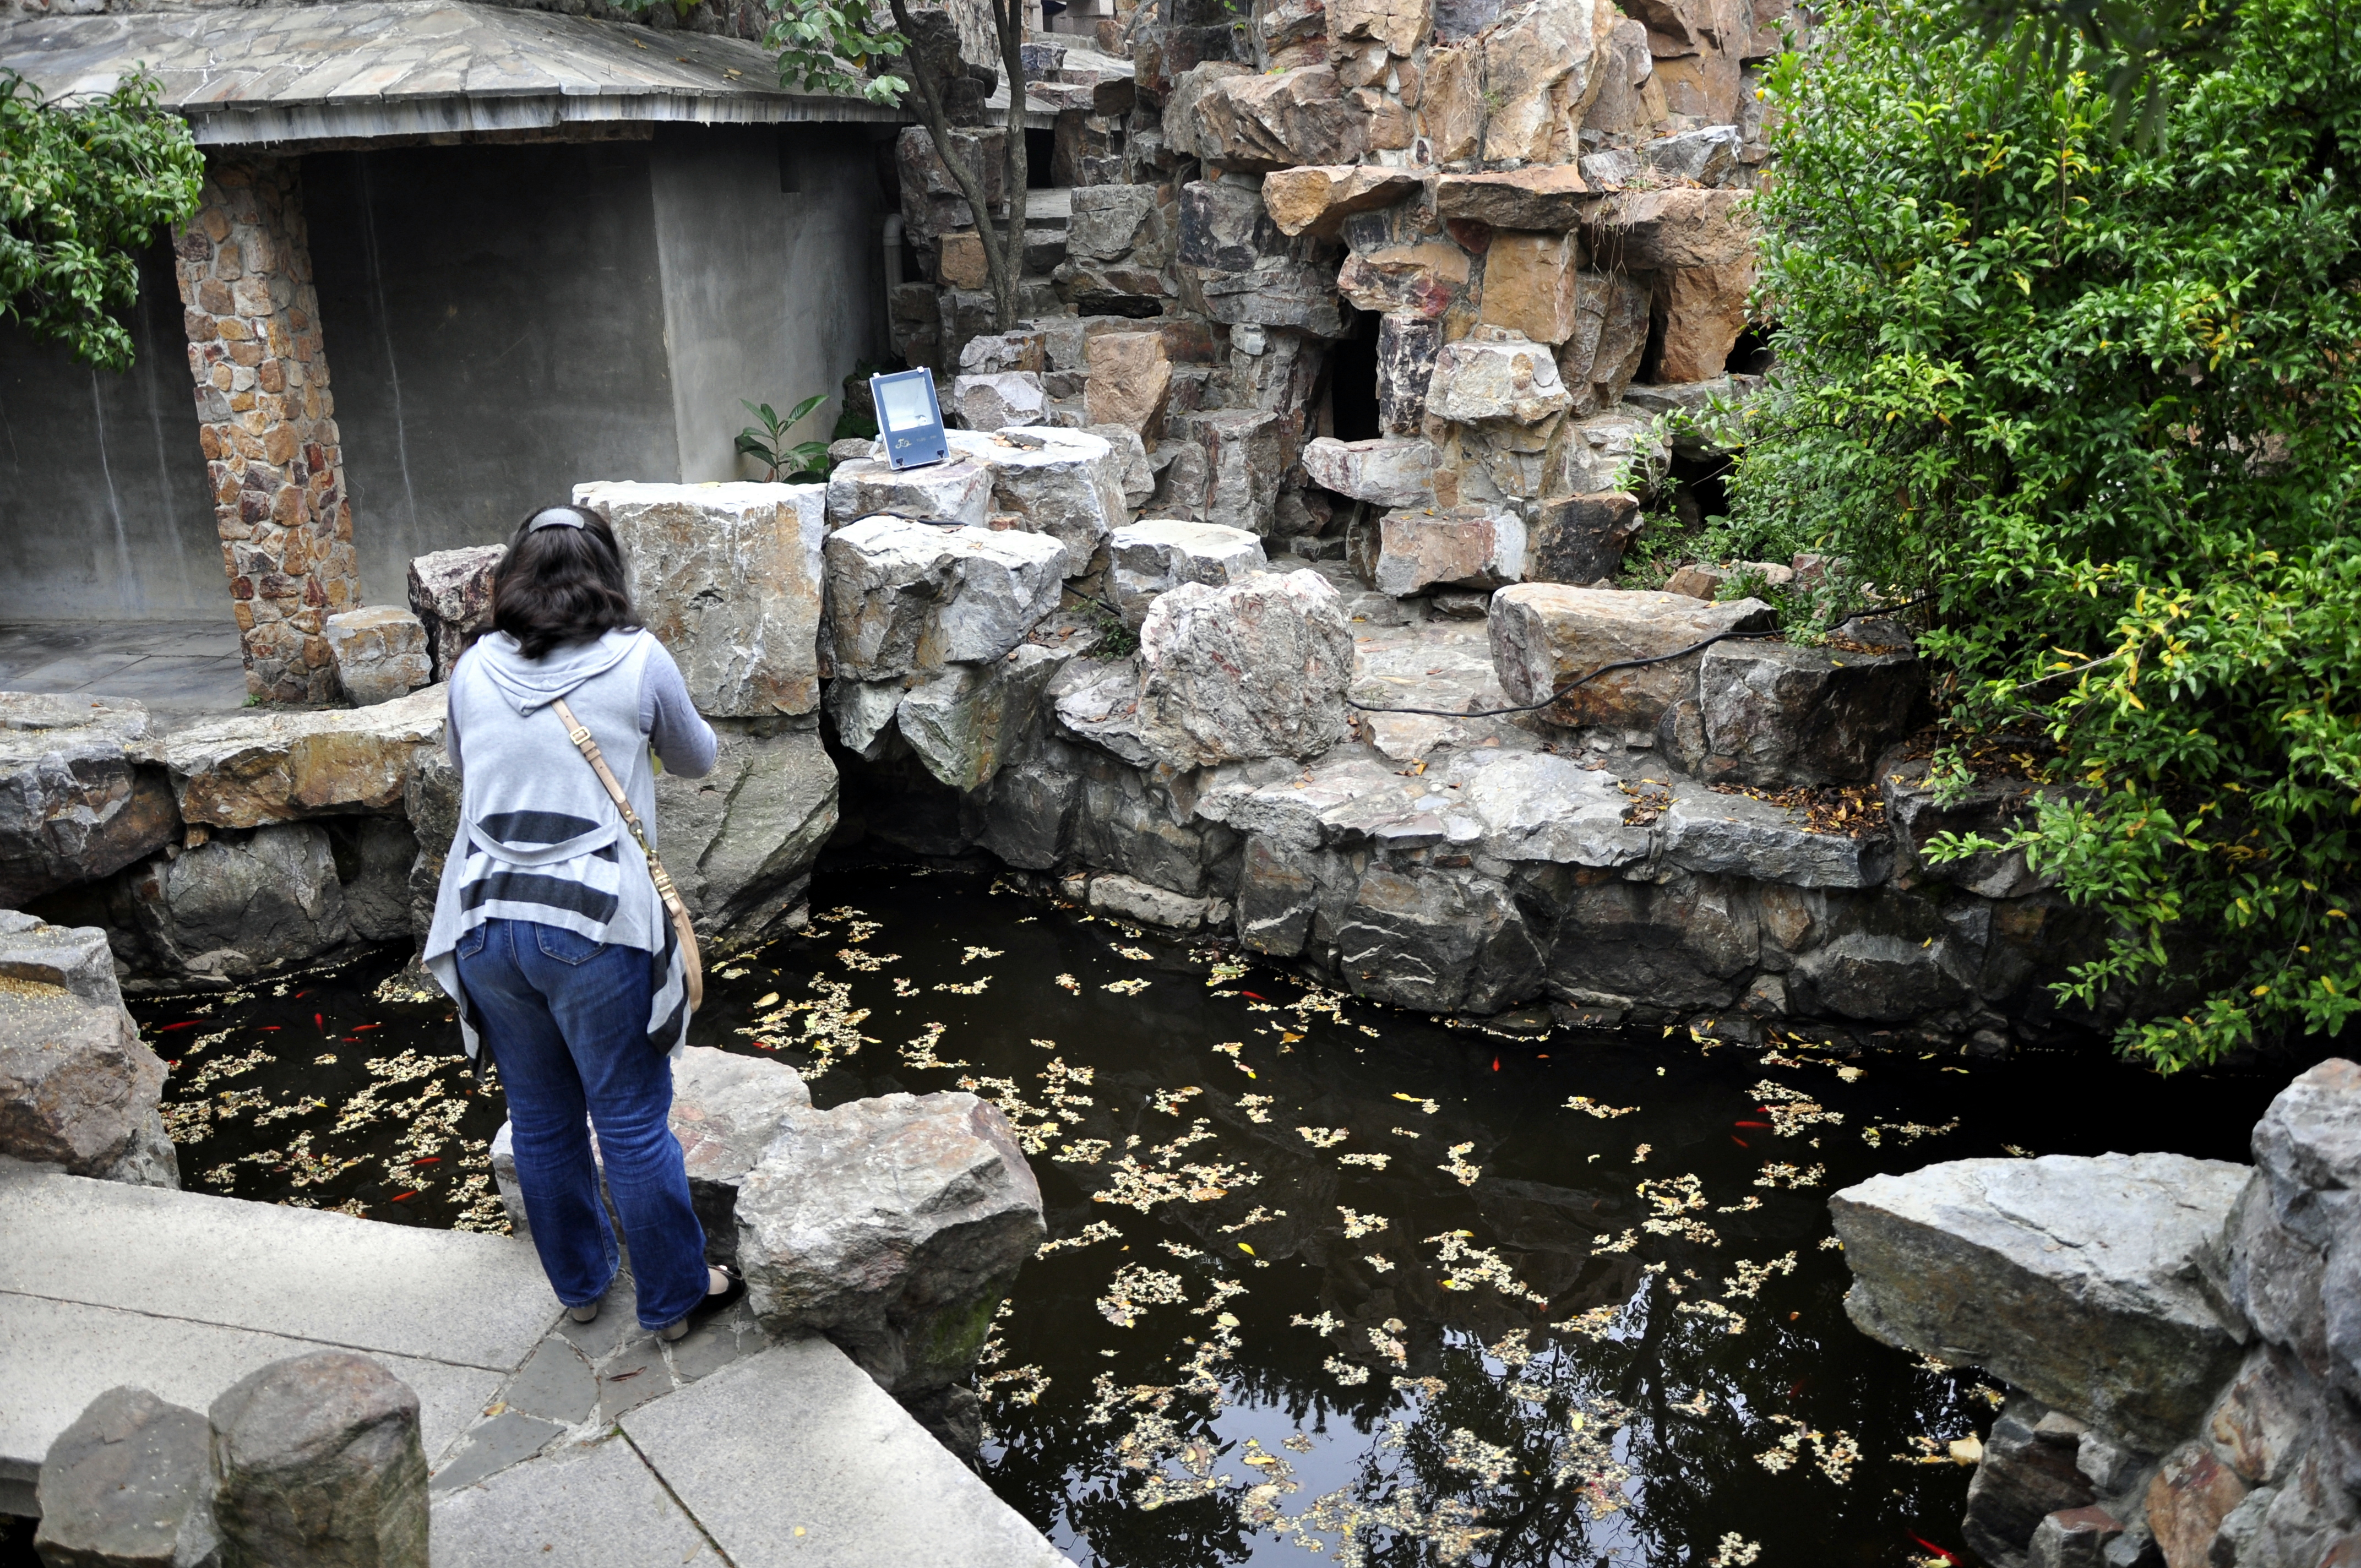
462;871;620;923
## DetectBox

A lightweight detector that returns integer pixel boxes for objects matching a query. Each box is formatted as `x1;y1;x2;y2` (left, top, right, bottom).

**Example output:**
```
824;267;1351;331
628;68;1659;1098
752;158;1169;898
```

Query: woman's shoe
565;1302;601;1325
658;1265;744;1343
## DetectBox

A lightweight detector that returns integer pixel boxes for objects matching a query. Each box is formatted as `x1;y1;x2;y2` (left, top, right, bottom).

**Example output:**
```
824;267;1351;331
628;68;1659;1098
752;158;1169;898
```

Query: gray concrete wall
650;124;886;483
0;130;890;624
303;140;683;602
0;242;232;624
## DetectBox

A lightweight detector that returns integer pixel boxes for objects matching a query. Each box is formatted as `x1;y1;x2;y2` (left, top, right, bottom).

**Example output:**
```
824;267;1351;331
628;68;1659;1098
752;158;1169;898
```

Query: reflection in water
138;862;2292;1568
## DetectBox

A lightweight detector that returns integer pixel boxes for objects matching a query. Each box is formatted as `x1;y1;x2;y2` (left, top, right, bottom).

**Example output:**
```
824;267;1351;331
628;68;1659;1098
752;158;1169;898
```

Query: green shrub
1722;0;2361;1070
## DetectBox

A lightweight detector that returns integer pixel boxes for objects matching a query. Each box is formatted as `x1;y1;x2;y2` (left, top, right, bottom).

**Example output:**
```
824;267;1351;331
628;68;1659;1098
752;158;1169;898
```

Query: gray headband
527;508;585;532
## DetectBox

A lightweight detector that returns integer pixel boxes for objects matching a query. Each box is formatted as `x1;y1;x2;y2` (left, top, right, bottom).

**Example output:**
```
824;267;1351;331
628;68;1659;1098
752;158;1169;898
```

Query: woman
423;504;739;1342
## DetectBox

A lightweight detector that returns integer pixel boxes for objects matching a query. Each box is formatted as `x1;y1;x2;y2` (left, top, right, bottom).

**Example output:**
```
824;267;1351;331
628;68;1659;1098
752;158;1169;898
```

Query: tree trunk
884;0;1032;339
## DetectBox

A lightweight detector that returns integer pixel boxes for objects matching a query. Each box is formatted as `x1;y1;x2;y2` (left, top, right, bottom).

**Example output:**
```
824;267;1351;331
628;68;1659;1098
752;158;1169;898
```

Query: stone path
0;1161;1071;1566
0;619;248;730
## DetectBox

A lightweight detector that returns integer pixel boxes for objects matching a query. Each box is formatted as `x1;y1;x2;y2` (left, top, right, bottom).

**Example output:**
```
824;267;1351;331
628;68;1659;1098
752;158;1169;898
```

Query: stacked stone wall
172;158;360;703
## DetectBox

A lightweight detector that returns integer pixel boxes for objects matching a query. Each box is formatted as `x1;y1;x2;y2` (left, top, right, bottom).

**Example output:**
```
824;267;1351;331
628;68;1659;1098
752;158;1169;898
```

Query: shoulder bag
548;696;703;1014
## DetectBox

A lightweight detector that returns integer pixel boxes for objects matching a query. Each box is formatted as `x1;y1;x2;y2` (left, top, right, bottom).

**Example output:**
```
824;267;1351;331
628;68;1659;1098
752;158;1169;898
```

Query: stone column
172;157;359;704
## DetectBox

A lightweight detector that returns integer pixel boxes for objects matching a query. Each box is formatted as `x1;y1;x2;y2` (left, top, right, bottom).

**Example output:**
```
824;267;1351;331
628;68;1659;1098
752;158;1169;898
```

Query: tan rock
1651;42;1742;123
1655;258;1756;383
1262;165;1423;238
322;607;431;707
1437;165;1594;231
937;228;989;290
1479;231;1584;344
1662;563;1727;600
1164;62;1258;162
1335;40;1390;87
1188;66;1371;171
1581;187;1754;269
1476;0;1608;163
1374;505;1527;595
1338;240;1471;318
1489;584;1772;728
1358;89;1416;150
1417;42;1485;164
1425;325;1573;425
1085;331;1174;439
1584;17;1665;137
1329;0;1432;55
138;684;447;830
2147;1446;2250;1568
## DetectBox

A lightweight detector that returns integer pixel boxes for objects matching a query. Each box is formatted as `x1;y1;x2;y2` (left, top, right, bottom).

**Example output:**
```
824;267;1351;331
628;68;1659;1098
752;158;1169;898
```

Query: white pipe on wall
881;213;905;360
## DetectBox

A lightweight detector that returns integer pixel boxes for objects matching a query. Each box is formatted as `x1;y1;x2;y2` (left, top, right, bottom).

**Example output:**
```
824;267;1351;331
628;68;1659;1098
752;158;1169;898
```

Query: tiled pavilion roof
0;1;932;144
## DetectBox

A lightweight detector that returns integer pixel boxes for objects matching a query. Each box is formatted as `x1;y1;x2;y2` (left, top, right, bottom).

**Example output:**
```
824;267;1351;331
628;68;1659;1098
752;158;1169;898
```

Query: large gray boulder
1831;1152;2252;1450
573;481;828;718
947;427;1132;578
1490;586;1775;731
823;517;1067;682
897;644;1069;793
1883;757;2047;901
1047;657;1154;767
1184;408;1286;535
1527;493;1642;585
737;1091;1046;1393
0;908;125;1010
0;693;177;907
1301;436;1439;508
35;1385;220;1568
405;545;503;685
1136;569;1353;767
2229;1058;2361;1400
825;457;993;529
1698;635;1924;786
1108;519;1267;628
208;1352;428;1568
1334;865;1544;1015
0;969;174;1185
670;1046;813;1265
94;823;355;985
652;722;837;950
133;686;445;831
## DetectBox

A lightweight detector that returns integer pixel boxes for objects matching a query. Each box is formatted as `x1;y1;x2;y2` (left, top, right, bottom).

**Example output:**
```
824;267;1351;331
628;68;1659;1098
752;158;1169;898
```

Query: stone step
618;1336;1070;1568
1;1160;1075;1565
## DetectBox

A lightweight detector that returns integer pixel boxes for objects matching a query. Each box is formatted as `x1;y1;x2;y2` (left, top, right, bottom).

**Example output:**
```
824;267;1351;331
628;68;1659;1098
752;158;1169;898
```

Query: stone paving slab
431;1434;723;1567
0;1163;556;1370
0;1293;504;1489
622;1336;1071;1568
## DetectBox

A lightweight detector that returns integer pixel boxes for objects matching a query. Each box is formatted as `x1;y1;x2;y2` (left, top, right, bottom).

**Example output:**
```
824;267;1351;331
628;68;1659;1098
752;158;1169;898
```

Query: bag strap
548;697;701;1006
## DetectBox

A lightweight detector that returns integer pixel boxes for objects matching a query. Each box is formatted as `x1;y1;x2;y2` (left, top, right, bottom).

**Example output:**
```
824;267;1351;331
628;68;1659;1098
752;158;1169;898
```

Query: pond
114;859;2292;1568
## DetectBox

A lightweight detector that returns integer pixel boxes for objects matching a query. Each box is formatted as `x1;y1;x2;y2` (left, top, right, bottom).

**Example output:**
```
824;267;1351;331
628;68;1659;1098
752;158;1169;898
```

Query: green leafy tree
0;67;203;372
1721;0;2361;1071
761;0;1030;332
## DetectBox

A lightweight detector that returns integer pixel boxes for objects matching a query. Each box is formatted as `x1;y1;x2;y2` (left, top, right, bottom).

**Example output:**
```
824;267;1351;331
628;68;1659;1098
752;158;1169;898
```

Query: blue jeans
456;918;708;1330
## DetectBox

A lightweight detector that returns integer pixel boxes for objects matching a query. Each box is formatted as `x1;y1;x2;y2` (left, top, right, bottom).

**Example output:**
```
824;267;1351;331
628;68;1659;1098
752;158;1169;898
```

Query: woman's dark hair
492;506;638;660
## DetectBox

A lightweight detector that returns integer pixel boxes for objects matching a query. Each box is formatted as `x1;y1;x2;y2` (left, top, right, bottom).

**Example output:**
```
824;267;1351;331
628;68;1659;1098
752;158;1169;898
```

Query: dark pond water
123;860;2299;1568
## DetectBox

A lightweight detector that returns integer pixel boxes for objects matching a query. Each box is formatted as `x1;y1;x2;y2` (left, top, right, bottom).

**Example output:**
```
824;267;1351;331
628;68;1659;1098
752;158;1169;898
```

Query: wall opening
1025;128;1058;188
1328;311;1382;443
